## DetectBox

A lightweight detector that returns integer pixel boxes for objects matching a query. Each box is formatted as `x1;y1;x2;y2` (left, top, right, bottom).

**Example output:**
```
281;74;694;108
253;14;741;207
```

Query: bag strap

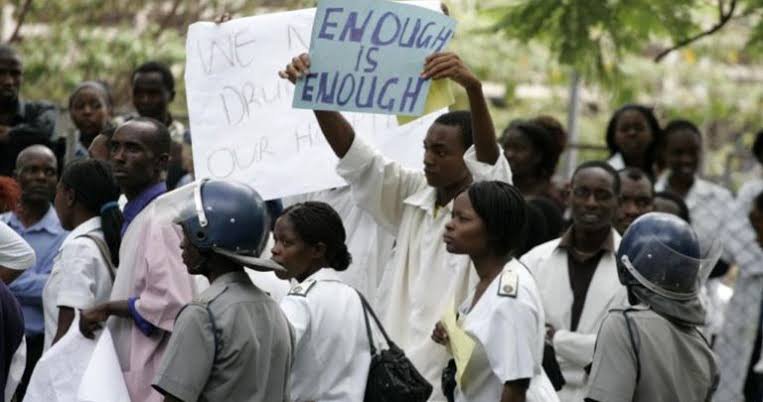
621;310;641;387
78;233;116;281
354;289;395;355
205;304;220;362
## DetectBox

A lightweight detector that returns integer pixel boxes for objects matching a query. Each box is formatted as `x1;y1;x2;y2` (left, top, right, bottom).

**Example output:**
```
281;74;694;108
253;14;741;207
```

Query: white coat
279;269;370;402
520;230;627;402
336;136;512;402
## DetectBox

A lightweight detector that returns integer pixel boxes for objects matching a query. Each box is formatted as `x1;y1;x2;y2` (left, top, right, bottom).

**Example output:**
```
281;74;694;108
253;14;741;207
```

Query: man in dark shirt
0;45;57;176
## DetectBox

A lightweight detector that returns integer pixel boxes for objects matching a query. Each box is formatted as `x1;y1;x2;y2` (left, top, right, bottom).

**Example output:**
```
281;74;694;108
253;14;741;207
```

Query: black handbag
355;290;433;402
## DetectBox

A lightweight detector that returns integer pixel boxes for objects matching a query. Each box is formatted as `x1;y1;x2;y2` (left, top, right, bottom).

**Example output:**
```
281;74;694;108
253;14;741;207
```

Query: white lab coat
336;136;512;401
520;230;627;402
279;269;370;402
455;259;559;402
283;187;396;308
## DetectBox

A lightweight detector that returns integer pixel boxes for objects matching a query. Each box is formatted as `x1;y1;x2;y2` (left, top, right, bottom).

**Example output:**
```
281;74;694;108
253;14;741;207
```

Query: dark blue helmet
177;179;283;271
617;212;709;300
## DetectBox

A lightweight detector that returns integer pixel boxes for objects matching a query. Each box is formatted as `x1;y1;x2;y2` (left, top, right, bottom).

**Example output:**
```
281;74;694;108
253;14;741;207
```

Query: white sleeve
279;295;312;347
54;239;100;310
469;299;539;382
0;221;35;271
336;136;426;234
463;145;513;185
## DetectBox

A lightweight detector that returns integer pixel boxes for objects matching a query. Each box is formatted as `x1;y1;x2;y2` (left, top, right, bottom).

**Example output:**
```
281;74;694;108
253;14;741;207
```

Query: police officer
586;212;720;402
152;179;293;402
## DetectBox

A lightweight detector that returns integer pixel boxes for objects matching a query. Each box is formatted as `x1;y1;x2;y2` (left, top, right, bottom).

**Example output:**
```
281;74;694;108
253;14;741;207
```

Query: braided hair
467;181;528;258
60;159;123;265
281;201;352;271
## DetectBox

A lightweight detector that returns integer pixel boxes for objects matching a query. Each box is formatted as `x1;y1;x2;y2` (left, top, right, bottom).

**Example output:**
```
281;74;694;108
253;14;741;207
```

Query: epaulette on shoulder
497;262;520;298
288;278;317;297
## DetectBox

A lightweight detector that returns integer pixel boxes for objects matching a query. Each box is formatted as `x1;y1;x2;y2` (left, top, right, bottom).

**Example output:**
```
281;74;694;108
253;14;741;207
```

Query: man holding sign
280;47;511;402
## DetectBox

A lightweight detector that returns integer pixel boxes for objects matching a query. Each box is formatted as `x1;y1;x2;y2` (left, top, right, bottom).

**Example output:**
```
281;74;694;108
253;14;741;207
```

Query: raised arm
279;54;354;158
422;52;500;164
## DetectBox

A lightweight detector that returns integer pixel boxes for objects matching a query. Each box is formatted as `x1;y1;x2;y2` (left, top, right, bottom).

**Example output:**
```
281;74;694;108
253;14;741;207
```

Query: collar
59;216;102;251
4;205;64;235
654;171;714;199
403;186;453;216
121;182;167;235
558;226;615;253
211;270;252;287
304;268;342;282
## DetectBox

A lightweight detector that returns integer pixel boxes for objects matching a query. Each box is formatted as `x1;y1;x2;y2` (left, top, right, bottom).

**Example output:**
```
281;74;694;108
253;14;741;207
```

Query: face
53;182;76;230
614;110;653;159
16;152;58;204
0;56;21;103
133;71;173;121
180;229;206;275
615;175;654;233
70;87;111;137
570;167;619;232
502;129;539;177
109;122;168;196
663;129;701;180
444;192;489;255
271;215;321;281
423;123;469;188
653;197;683;218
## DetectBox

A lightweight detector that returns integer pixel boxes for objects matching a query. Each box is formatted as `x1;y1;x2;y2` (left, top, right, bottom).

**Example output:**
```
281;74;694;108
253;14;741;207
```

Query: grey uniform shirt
153;271;293;402
586;305;719;402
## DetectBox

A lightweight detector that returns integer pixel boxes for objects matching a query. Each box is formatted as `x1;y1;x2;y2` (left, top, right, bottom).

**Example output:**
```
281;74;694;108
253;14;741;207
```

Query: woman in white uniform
272;201;370;402
433;181;558;402
42;159;122;349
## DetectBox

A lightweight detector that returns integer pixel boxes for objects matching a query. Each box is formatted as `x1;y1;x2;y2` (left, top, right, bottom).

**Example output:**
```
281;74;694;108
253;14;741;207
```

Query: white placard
185;3;442;200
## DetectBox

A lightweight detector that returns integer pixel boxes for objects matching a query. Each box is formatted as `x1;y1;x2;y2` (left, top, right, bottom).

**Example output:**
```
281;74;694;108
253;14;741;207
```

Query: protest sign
185;3;444;200
293;0;456;116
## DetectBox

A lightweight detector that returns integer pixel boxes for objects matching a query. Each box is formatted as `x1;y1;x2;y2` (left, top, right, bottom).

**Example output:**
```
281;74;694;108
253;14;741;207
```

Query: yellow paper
396;78;455;125
440;299;475;387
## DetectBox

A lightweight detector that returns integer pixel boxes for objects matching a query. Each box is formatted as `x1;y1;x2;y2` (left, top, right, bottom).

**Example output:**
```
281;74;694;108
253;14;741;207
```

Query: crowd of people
0;18;761;402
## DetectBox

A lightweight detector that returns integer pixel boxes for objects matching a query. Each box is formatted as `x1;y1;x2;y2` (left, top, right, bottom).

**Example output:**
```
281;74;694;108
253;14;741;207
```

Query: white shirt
0;220;35;271
520;230;627;402
279;269;370;402
283;186;395;308
42;217;114;350
336;136;512;401
455;260;558;402
606;153;625;170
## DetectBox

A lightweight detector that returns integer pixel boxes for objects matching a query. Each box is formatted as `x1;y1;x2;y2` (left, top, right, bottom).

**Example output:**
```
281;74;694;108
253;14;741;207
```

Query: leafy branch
654;0;738;62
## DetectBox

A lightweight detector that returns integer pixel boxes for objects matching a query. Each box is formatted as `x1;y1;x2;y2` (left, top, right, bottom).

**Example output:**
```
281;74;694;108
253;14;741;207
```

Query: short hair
572;160;621;194
605;104;662;157
68;80;113;109
532;115;567;155
467;181;527;257
500;120;560;179
132;61;175;93
753;129;763;164
119;117;171;156
654;191;691;223
16;144;57;169
0;45;20;62
280;201;352;271
520;196;564;255
434;110;473;149
618;167;654;186
663;119;702;143
60;159;123;265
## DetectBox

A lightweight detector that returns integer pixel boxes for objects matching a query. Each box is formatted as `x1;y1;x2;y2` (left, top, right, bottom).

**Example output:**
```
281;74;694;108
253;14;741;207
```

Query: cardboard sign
293;0;456;116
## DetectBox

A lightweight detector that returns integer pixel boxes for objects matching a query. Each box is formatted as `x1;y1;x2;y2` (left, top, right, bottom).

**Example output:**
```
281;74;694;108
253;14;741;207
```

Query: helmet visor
620;236;722;300
151;180;206;227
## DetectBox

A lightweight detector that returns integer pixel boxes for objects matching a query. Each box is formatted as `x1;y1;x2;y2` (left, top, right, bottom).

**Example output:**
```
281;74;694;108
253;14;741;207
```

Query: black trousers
14;333;43;400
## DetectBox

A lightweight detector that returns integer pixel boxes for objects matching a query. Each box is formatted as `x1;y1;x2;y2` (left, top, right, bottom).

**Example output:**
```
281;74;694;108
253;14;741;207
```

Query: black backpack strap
621;310;641;386
205;303;220;363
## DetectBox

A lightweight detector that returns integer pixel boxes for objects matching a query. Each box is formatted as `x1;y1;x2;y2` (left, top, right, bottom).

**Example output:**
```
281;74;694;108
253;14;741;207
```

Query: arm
552;330;598;368
0;221;35;284
586;314;637;402
51;306;75;346
79;300;130;338
8;102;57;141
501;379;530;402
422;52;499;164
7;269;51;305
